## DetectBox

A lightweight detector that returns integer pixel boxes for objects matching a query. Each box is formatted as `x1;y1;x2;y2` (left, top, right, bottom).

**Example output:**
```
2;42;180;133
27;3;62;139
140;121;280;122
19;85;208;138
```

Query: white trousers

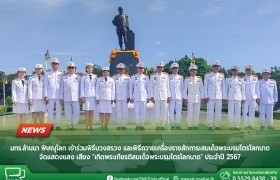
155;100;168;127
134;101;146;126
115;100;128;126
228;100;241;128
259;104;274;127
207;99;222;127
242;100;256;127
169;100;182;126
187;102;201;127
47;99;62;127
64;101;80;128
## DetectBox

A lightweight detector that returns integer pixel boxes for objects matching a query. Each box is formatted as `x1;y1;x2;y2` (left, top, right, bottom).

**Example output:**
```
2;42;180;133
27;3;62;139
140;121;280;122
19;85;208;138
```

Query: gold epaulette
219;72;224;76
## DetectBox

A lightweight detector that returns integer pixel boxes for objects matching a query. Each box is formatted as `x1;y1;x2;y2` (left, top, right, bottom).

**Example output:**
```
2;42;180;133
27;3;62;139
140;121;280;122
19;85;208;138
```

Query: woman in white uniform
28;64;47;124
96;67;115;130
80;63;97;130
12;67;29;124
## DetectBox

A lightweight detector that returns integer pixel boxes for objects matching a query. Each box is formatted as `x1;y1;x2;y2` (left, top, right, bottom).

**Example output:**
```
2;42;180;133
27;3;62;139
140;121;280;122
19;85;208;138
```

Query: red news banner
16;123;53;137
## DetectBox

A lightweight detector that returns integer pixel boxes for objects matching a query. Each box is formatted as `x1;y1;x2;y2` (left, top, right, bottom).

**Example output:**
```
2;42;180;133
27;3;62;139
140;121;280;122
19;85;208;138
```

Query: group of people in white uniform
12;58;278;131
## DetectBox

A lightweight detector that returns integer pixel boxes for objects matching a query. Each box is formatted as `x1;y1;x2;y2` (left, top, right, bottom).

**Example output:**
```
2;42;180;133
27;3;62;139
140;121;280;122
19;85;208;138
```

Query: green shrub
0;106;7;113
6;106;13;112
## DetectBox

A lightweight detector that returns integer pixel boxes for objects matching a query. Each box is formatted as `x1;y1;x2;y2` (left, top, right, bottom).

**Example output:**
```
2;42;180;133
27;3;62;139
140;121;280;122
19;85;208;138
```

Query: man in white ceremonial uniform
224;65;246;130
150;61;171;130
113;63;130;130
183;63;204;130
28;64;47;124
129;62;149;130
204;60;226;130
12;67;29;124
96;67;115;130
80;62;97;130
44;58;63;130
242;64;260;130
258;68;278;130
60;61;81;130
169;62;184;130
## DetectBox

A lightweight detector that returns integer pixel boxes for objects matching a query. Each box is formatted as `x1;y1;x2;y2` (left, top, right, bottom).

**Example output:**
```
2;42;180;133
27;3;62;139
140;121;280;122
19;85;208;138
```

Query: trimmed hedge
256;111;280;120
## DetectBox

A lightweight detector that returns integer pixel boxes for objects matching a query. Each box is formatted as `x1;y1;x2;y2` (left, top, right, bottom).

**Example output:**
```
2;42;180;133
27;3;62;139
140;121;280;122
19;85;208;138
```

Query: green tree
164;57;211;78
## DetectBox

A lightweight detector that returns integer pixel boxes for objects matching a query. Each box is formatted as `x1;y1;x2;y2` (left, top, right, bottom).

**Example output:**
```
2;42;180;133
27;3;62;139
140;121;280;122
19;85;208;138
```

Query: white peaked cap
116;63;126;69
189;63;198;70
231;65;239;70
86;62;94;67
102;67;109;71
136;62;145;68
157;61;165;67
262;68;271;74
245;64;254;71
212;60;220;66
51;58;60;64
18;67;26;72
170;62;179;69
67;61;76;67
35;64;43;69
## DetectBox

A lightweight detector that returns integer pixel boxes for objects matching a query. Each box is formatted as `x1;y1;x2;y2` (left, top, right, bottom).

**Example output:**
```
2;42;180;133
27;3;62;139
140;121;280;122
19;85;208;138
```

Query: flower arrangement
109;49;140;62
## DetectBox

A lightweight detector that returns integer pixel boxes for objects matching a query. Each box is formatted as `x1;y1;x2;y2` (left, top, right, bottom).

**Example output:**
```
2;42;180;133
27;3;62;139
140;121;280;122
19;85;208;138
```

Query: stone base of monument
109;49;140;76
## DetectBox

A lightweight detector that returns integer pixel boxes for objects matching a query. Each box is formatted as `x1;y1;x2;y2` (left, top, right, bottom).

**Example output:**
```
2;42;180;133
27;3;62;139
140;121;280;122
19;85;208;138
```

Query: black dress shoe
192;127;198;130
234;127;240;130
140;126;145;130
117;127;122;130
208;127;213;130
171;126;175;130
136;126;140;130
215;127;222;130
260;126;266;130
156;126;161;130
161;127;165;130
122;127;127;130
229;127;234;130
188;127;192;130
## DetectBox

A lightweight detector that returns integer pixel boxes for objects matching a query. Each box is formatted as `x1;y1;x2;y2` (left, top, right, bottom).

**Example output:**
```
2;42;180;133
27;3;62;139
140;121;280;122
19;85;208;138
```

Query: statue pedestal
109;49;140;76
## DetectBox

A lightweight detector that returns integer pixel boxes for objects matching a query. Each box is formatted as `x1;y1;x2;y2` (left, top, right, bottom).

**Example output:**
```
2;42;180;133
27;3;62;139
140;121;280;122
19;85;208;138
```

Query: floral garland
109;49;140;62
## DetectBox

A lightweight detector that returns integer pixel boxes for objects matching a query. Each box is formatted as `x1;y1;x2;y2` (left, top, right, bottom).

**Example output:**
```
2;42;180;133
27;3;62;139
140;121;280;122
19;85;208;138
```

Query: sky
1;0;280;74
